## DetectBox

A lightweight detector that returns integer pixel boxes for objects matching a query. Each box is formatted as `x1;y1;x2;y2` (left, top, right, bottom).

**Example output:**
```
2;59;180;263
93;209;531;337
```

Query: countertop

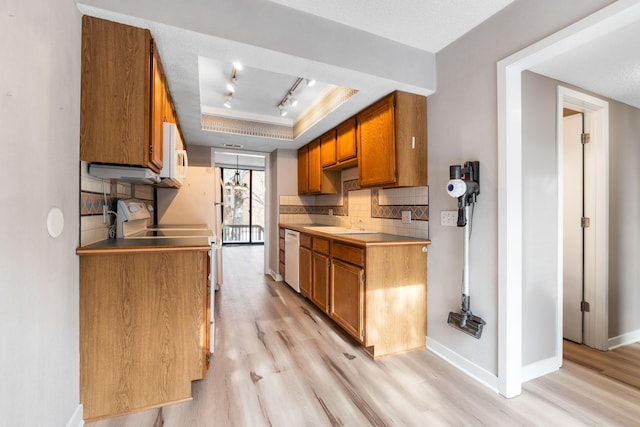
77;236;211;255
279;223;430;247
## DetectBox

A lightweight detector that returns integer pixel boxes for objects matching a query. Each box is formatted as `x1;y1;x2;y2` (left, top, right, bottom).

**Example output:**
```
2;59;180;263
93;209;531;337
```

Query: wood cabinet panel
299;246;312;298
308;139;322;193
80;250;208;421
80;16;162;173
300;233;312;249
336;117;357;164
312;237;330;254
311;252;330;312
357;91;427;188
150;45;164;171
330;259;364;342
320;129;337;168
297;146;309;194
357;94;396;187
331;242;365;267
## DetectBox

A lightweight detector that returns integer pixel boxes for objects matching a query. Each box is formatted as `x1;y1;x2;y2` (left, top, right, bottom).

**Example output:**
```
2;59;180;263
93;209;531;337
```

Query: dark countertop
279;223;430;247
77;236;211;255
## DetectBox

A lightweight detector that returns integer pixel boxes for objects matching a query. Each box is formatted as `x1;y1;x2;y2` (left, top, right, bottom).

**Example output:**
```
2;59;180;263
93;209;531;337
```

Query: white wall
0;0;82;425
427;0;612;379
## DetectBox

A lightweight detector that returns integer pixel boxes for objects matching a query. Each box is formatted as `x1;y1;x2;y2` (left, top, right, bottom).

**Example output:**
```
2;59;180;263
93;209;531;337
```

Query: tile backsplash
279;168;429;239
79;162;154;246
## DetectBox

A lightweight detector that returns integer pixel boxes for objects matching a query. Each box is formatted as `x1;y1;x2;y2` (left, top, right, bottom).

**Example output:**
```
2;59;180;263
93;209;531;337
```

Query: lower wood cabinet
293;229;428;358
79;248;210;422
311;251;330;312
330;259;364;342
299;245;312;298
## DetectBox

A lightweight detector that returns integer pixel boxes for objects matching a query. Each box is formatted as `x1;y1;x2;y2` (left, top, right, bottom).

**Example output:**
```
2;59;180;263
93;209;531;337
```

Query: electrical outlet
441;211;458;227
401;210;411;224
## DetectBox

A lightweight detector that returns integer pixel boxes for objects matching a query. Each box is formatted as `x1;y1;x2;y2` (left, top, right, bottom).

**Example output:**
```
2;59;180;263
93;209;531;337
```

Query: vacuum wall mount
446;161;486;339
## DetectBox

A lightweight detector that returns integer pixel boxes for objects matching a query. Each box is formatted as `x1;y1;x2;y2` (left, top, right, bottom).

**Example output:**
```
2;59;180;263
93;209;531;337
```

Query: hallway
88;245;640;426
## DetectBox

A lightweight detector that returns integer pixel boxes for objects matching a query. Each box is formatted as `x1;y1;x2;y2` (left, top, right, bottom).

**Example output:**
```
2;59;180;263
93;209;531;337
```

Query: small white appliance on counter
157;122;188;188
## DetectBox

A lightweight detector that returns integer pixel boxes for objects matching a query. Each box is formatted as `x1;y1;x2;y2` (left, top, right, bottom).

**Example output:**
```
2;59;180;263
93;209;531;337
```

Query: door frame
497;0;638;398
556;86;609;354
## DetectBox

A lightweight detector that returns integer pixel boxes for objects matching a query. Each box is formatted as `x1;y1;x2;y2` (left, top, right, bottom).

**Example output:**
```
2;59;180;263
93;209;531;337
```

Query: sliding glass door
221;168;265;244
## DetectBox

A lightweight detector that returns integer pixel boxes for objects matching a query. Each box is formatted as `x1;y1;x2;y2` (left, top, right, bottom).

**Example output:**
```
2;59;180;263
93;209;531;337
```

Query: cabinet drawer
313;237;330;254
300;233;312;248
331;242;365;267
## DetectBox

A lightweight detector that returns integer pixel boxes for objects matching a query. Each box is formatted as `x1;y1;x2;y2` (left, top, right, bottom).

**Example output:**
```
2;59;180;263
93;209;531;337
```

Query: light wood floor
87;245;640;426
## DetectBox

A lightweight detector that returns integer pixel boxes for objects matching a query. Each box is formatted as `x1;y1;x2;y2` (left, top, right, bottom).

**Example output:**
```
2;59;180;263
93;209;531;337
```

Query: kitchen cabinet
320;129;337;168
311;237;331;312
297;146;309;194
357;91;427;188
80;16;171;173
298;139;340;195
330;258;364;342
284;224;428;358
299;245;312;298
79;248;210;421
336;117;358;166
278;227;286;278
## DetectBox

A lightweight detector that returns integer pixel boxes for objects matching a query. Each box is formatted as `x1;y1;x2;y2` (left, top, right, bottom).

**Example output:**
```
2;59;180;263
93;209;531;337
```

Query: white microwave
159;122;188;188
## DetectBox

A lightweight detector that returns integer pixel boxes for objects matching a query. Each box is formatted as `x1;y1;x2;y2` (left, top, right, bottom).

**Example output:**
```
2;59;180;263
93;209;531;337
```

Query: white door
563;113;583;343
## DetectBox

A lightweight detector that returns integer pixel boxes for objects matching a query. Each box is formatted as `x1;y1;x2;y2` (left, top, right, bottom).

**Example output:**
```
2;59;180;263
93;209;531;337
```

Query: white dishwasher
284;229;300;292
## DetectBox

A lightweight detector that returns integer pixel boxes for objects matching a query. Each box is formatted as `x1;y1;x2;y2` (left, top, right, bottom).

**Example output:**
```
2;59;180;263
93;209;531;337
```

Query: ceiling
75;0;640;159
75;0;514;155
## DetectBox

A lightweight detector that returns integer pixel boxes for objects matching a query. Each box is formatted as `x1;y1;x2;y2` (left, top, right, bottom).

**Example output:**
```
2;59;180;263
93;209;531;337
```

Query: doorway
557;86;609;352
221;168;266;244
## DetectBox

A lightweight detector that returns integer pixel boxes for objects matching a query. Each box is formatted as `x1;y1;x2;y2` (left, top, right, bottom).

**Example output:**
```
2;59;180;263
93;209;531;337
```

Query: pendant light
224;155;248;191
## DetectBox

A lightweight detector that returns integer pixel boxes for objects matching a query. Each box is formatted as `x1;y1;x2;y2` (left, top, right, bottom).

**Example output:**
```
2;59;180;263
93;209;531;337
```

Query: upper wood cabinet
299;138;340;195
297;145;309;194
336;117;357;165
357;91;427;188
80;16;168;173
320;129;337;168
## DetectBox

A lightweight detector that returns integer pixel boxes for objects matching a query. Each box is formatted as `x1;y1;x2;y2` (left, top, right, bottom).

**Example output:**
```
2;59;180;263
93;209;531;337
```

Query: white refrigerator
157;166;224;290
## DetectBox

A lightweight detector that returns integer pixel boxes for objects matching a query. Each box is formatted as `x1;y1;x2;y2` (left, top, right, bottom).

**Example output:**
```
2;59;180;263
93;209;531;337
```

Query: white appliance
88;164;161;185
158;122;188;188
157;166;224;290
284;229;300;292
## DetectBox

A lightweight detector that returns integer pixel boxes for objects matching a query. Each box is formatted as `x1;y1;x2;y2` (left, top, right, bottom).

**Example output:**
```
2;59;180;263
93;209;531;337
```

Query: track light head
306;78;316;87
279;105;288;117
226;79;236;93
289;96;298;107
224;95;232;108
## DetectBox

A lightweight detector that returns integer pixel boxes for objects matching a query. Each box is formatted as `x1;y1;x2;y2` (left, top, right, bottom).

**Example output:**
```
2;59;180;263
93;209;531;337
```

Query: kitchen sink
304;226;377;235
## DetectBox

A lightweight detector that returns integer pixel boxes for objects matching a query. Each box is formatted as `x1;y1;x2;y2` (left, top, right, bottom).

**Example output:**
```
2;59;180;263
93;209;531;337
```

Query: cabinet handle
422;246;428;253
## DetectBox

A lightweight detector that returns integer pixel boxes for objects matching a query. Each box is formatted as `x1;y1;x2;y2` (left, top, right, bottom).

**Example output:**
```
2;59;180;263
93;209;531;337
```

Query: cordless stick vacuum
446;161;486;339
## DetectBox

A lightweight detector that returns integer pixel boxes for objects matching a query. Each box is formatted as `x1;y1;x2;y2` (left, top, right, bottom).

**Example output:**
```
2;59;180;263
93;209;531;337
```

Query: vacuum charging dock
446;161;486;339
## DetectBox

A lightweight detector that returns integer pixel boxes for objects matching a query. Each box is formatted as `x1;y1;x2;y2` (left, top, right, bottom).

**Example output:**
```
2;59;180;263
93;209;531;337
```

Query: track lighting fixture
277;77;305;117
226;78;236;93
279;105;288;117
222;63;240;108
306;78;316;87
224;95;232;108
289;96;298;107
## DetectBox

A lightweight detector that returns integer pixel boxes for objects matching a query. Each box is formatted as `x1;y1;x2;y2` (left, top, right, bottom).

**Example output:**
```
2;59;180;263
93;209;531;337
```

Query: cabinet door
336;117;357;163
320;129;337;168
357;94;396;187
308;139;322;193
330;259;364;342
311;252;330;312
297;146;309;194
299;246;312;298
80;16;156;171
150;44;164;171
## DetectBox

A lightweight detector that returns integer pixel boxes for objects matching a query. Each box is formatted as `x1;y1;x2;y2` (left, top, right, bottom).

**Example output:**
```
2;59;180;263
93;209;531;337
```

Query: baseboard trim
66;404;84;427
608;329;640;349
427;337;499;393
268;269;283;282
521;355;561;383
